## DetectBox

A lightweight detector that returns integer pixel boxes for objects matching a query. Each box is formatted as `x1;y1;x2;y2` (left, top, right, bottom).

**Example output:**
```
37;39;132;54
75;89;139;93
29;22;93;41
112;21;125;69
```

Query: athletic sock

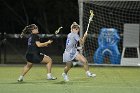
47;73;52;78
19;75;23;79
86;71;92;76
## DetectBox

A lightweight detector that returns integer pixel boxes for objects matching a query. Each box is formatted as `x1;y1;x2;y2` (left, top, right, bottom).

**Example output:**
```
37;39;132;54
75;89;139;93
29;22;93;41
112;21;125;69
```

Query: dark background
0;0;79;34
0;0;79;64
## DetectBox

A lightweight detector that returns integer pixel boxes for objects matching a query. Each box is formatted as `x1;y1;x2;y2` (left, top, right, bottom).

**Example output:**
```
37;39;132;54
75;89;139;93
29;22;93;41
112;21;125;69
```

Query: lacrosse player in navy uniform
17;24;56;82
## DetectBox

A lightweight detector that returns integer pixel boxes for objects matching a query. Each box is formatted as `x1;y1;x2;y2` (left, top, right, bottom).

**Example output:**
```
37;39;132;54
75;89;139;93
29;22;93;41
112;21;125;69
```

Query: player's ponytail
20;26;28;38
20;24;38;38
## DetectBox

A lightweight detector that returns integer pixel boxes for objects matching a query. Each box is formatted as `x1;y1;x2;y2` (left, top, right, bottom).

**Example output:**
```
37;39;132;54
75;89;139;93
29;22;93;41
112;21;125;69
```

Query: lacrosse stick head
55;26;63;35
89;10;94;21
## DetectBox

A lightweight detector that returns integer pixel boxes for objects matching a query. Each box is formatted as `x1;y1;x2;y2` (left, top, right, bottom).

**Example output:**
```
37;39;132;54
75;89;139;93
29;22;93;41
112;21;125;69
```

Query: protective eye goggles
72;25;80;29
33;26;38;29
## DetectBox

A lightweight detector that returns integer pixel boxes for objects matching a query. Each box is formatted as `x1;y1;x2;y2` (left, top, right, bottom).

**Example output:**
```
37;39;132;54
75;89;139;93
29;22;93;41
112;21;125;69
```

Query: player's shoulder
68;33;73;37
32;34;39;37
31;34;40;40
68;32;79;38
74;33;80;38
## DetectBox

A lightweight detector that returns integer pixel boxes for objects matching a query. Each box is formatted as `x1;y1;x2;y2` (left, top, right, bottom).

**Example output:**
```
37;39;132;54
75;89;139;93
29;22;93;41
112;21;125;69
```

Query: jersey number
66;39;70;45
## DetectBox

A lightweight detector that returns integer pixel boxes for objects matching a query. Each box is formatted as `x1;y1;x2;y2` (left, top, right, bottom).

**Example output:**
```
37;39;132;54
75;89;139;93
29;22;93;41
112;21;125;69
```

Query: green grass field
0;65;140;93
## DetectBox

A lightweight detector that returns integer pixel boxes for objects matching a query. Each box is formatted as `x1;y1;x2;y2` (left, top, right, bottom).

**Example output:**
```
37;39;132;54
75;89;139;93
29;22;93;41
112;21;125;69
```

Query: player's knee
66;62;72;68
27;63;33;67
82;59;88;65
65;65;71;70
47;58;52;64
43;56;53;64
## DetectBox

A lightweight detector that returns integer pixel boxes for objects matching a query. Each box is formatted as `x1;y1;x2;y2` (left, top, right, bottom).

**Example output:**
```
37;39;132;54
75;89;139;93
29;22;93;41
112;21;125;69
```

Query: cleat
17;78;23;82
47;77;57;80
87;73;96;77
62;73;69;81
47;73;57;80
17;76;23;82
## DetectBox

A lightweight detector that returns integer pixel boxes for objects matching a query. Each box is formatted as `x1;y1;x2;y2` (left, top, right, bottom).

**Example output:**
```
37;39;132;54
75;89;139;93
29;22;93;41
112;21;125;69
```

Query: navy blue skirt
26;53;44;63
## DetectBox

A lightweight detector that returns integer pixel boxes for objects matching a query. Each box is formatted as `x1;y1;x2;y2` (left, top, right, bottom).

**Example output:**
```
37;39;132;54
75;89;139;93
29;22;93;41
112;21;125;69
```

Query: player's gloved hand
77;46;83;50
84;31;88;37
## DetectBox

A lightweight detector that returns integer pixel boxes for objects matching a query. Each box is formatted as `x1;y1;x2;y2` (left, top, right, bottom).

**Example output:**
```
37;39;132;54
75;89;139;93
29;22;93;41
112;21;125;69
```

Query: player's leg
62;62;72;81
75;53;96;77
64;62;73;74
41;55;57;80
18;62;33;82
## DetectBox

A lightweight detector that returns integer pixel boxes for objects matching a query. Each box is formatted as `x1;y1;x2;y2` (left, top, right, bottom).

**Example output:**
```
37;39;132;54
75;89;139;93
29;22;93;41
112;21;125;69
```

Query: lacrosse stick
84;10;94;37
55;26;63;35
78;10;94;51
51;26;63;39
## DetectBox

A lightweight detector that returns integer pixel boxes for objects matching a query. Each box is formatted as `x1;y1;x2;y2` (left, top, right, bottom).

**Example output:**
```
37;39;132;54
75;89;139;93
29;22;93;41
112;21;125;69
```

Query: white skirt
63;50;79;62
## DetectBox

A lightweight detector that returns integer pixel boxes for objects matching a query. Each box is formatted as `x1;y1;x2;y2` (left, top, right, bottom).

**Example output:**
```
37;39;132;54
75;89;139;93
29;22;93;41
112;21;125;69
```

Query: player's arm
79;32;88;45
36;40;53;47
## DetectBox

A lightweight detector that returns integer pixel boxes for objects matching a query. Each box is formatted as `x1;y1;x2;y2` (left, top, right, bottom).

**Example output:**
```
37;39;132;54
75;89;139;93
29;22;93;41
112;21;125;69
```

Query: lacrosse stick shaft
85;21;91;33
83;10;94;37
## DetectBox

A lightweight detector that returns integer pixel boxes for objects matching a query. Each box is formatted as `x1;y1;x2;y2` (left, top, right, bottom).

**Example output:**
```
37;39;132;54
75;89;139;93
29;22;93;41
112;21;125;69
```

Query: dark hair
20;24;38;38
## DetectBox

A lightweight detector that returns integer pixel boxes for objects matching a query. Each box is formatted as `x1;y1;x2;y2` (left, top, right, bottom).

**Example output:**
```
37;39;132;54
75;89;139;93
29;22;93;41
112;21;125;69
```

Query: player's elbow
36;43;42;47
36;42;44;47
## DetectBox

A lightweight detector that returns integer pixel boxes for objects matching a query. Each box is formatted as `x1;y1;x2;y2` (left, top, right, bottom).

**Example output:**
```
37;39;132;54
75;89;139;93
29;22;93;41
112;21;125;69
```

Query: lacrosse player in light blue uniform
62;22;96;81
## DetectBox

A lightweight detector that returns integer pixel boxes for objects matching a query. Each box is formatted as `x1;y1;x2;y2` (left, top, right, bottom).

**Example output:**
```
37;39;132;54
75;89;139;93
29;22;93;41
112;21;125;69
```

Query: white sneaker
47;73;57;80
47;76;57;80
62;73;69;81
86;72;96;77
47;75;57;80
17;76;23;82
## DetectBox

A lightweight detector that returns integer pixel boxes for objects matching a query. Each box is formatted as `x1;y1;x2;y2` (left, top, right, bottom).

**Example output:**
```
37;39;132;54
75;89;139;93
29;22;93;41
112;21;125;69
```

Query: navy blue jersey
26;34;40;54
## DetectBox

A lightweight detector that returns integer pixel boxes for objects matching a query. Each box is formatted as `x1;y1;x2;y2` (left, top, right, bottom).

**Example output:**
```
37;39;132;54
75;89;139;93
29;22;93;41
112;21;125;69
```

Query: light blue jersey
63;32;80;62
